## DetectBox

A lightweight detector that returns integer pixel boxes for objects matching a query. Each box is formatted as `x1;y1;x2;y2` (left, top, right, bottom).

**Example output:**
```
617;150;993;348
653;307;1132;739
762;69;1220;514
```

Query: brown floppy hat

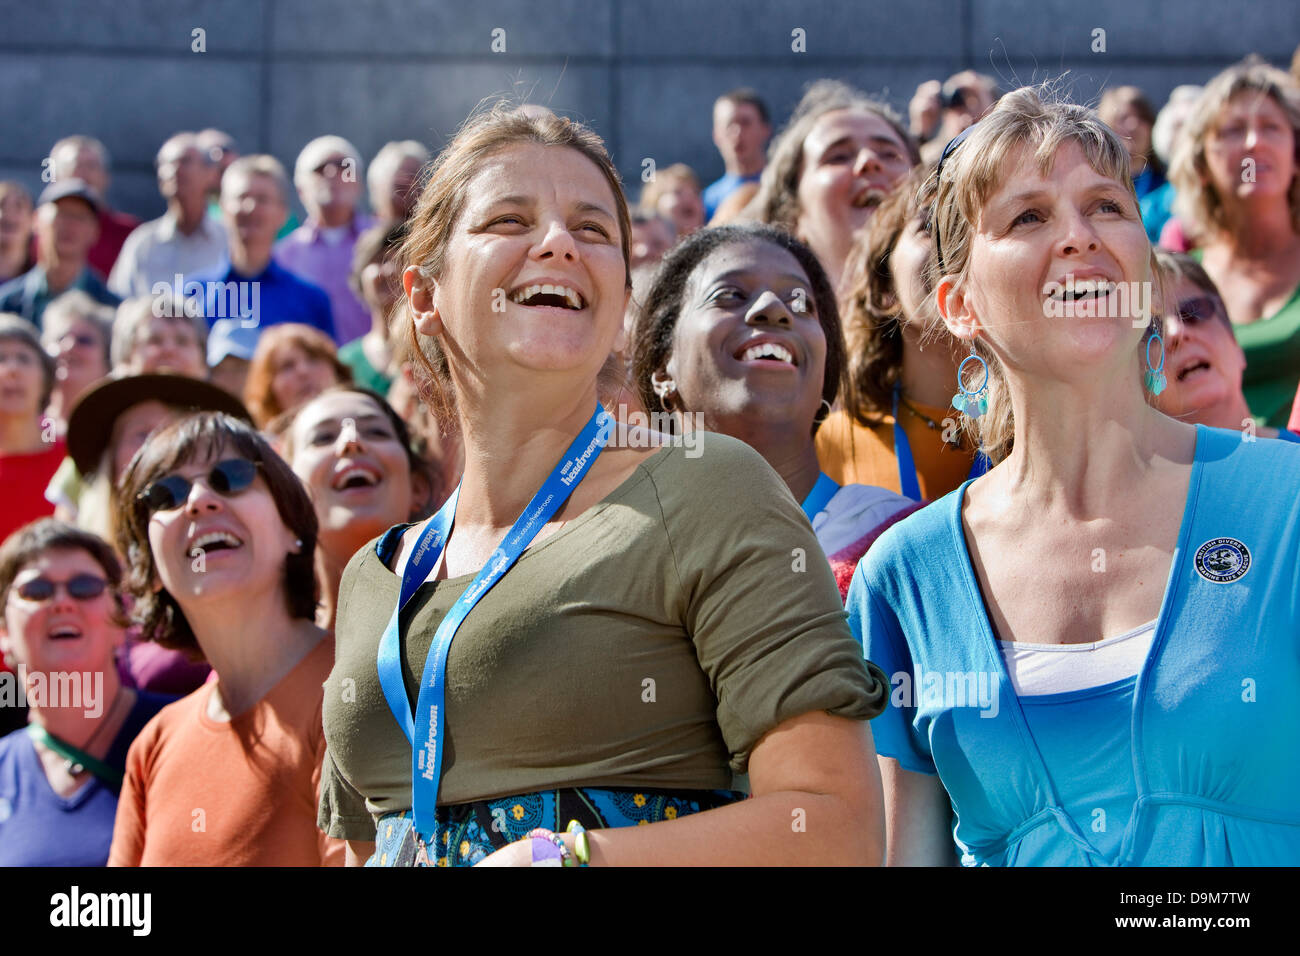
67;373;252;475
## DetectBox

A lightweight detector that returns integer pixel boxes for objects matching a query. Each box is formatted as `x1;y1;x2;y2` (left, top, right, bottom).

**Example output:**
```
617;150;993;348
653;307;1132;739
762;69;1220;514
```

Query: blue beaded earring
952;344;989;418
1145;327;1167;396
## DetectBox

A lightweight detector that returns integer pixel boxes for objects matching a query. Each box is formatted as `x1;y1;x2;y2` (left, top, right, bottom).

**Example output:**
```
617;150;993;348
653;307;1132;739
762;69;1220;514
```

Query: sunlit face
375;155;424;220
952;140;1152;383
359;254;401;317
144;444;299;610
655;180;705;236
269;344;341;416
110;401;176;483
135;315;206;378
1155;275;1244;420
892;209;936;331
0;338;45;420
44;316;107;393
51;145;108;199
664;239;826;434
301;152;362;220
221;171;286;249
630;218;675;269
1103;98;1153;168
157;141;212;206
795;109;912;267
288;391;413;549
36;198;99;263
1204;92;1297;206
0;548;124;678
407;143;629;386
713;100;771;171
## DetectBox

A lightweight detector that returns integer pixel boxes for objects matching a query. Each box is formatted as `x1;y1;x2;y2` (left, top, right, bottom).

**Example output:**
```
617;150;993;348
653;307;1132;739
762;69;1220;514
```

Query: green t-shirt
337;338;393;396
318;431;889;840
1190;248;1300;427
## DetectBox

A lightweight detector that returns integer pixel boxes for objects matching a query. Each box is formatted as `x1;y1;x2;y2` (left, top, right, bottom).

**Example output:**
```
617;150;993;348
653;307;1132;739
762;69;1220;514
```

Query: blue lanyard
375;407;612;843
892;385;989;501
801;472;839;520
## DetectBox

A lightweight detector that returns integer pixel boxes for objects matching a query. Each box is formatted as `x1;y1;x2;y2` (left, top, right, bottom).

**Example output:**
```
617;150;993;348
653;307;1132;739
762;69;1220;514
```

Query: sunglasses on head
932;123;978;273
137;458;260;515
15;574;108;602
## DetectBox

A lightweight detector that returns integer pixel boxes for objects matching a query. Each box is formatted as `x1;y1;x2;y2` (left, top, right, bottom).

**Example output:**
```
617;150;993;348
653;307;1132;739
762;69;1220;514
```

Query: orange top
815;402;981;502
108;638;345;867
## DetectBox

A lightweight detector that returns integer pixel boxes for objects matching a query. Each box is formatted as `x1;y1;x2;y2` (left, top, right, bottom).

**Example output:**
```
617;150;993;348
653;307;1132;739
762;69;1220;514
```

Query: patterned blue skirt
368;787;745;867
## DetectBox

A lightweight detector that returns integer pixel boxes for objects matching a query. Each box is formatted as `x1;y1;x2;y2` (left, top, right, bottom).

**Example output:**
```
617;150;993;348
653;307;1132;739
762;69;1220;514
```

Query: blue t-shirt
0;690;173;866
849;424;1300;866
702;172;761;221
193;259;335;365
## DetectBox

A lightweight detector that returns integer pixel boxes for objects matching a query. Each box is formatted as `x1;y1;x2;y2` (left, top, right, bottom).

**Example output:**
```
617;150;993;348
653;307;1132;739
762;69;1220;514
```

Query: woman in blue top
849;85;1300;866
0;519;170;866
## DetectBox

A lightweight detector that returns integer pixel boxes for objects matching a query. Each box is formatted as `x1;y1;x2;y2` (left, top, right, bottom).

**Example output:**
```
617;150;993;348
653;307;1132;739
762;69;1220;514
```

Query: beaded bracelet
524;828;571;867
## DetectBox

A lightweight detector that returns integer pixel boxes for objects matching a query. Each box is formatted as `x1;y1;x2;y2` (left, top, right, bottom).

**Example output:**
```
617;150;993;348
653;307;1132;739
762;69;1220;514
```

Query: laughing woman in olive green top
318;104;889;867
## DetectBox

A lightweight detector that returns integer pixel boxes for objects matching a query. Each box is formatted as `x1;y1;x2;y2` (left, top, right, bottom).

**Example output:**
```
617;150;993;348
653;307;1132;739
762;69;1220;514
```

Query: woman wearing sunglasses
0;519;172;865
107;412;344;866
1153;251;1300;442
319;105;888;868
850;87;1300;866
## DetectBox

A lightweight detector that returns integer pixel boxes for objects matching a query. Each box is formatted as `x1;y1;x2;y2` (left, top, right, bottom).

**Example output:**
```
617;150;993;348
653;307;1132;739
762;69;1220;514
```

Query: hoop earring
1144;329;1167;396
952;344;990;419
817;399;832;420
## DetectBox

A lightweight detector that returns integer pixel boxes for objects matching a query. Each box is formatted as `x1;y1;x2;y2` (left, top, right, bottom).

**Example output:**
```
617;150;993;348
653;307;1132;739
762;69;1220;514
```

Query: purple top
0;691;172;866
274;214;374;346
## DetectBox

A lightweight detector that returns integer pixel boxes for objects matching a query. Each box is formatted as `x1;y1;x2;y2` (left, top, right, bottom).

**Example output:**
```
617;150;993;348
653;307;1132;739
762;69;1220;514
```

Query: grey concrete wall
2;0;1296;221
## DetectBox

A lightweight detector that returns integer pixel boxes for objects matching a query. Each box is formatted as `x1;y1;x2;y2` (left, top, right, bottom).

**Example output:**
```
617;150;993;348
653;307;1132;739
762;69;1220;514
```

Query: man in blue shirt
0;181;121;329
702;89;771;222
178;155;333;398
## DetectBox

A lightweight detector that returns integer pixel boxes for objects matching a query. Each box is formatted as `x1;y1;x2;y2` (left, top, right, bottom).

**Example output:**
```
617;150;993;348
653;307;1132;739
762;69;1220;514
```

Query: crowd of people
1;49;1298;867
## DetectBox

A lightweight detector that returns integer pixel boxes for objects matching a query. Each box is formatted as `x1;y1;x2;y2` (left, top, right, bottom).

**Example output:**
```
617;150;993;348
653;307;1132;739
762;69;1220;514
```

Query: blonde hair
400;104;632;428
931;84;1161;464
1169;57;1300;243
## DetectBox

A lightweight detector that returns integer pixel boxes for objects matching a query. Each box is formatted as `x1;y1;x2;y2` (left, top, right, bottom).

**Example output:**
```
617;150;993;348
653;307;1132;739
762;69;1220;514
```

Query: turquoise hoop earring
952;346;990;418
1145;329;1167;396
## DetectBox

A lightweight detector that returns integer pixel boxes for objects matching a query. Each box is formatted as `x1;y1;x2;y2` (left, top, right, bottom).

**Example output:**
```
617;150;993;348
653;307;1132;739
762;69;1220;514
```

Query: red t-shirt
0;439;64;547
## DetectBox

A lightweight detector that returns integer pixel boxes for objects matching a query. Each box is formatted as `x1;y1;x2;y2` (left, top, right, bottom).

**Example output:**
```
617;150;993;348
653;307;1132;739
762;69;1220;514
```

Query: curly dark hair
115;412;319;657
840;164;939;425
630;223;847;435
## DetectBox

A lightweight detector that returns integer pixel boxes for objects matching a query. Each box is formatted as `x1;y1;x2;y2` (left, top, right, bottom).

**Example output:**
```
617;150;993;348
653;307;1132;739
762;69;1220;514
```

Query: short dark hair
0;519;127;627
630;223;846;435
717;88;771;126
0;314;56;411
116;412;319;656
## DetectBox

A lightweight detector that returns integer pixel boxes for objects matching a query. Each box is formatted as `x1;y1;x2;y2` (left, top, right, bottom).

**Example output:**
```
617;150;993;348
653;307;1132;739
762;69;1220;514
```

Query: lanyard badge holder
376;408;614;864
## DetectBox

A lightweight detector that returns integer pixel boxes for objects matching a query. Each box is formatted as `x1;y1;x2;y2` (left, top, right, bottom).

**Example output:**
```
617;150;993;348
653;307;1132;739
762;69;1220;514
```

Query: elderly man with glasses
274;136;373;346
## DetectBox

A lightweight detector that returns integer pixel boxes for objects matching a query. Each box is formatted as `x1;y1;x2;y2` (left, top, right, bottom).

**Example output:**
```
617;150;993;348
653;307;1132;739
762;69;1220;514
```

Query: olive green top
318;431;889;841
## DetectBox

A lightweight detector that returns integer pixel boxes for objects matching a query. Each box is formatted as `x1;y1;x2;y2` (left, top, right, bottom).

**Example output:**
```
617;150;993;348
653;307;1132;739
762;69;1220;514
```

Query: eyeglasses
15;574;108;603
137;459;260;515
932;123;978;274
1174;295;1222;326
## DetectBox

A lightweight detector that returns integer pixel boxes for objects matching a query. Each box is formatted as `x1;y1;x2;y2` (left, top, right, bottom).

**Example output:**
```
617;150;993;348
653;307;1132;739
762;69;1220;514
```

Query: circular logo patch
1194;537;1251;583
